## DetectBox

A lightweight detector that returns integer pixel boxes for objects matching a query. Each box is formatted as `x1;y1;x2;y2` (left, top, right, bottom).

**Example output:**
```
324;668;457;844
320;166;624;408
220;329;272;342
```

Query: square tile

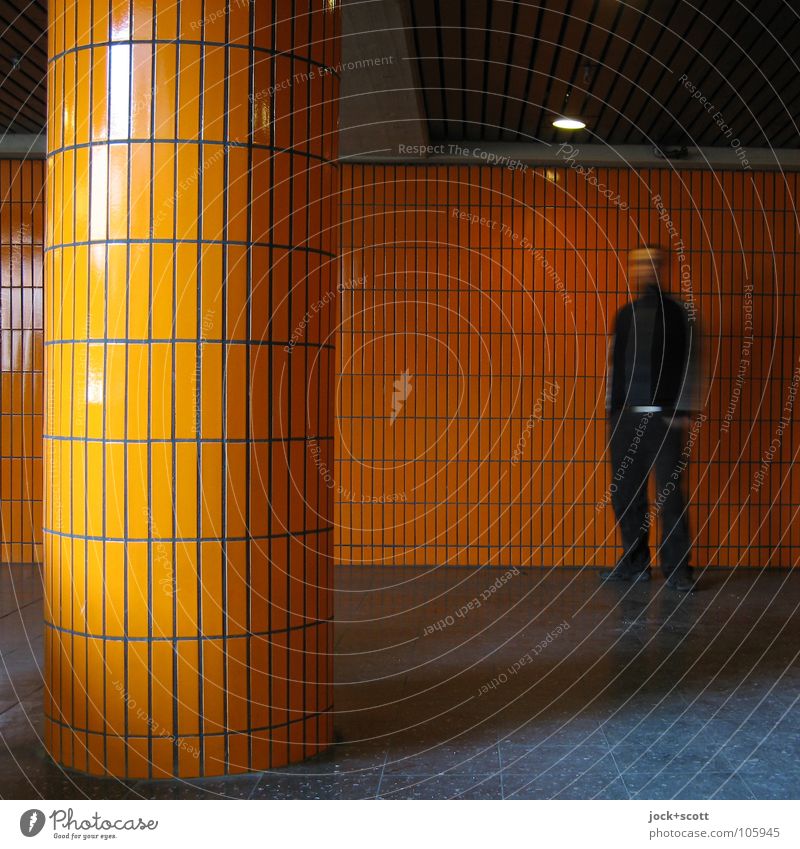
251;772;381;800
379;773;503;800
499;741;613;774
738;771;800;800
621;771;755;800
503;764;628;800
385;741;500;775
609;739;733;773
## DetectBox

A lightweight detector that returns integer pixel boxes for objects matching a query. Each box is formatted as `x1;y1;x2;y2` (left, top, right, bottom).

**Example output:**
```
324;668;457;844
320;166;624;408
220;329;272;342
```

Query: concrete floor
1;564;799;799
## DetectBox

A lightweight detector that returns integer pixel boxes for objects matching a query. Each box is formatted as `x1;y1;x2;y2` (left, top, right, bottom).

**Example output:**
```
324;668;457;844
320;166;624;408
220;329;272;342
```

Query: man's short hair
629;245;667;265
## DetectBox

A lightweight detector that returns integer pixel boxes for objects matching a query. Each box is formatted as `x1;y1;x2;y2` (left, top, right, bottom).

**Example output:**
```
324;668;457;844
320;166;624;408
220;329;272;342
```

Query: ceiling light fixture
552;117;586;130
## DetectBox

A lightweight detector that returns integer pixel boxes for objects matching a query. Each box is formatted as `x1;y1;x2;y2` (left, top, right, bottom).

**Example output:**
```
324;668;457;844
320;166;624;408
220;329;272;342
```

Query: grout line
736;770;761;801
246;770;264;800
0;683;44;718
0;597;42;621
604;733;633;800
374;748;390;799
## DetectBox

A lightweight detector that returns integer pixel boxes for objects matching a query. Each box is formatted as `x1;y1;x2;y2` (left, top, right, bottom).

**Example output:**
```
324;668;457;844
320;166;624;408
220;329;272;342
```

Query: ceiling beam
339;0;428;160
5;135;799;171
346;142;800;170
0;132;45;158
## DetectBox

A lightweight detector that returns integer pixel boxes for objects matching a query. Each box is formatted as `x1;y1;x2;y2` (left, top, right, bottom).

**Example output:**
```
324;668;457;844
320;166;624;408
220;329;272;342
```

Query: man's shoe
599;565;651;583
667;569;696;593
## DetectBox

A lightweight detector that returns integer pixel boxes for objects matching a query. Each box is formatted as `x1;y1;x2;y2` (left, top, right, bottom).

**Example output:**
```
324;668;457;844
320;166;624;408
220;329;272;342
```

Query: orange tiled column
44;0;340;777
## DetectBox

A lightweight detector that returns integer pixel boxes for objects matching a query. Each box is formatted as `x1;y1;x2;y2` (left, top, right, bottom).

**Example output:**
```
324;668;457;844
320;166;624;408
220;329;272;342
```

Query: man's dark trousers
609;410;691;577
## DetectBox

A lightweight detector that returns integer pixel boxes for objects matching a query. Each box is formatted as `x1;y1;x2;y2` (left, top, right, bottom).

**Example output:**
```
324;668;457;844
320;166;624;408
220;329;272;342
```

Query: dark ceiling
0;0;46;133
1;0;799;149
408;0;800;147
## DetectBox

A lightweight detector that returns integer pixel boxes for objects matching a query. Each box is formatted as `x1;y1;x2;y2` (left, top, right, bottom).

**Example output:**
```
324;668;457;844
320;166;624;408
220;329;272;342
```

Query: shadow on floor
1;565;798;799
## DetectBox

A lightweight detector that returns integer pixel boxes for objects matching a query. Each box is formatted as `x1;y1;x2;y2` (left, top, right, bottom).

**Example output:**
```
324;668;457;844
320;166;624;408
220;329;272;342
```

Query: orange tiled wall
336;164;800;569
0;160;44;564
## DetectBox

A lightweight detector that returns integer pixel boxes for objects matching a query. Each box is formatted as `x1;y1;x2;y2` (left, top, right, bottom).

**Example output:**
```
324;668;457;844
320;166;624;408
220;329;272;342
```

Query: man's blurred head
629;246;666;290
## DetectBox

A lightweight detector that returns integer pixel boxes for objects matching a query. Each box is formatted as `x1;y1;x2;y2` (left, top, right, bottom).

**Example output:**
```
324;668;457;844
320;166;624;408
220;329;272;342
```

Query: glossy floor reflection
1;564;799;799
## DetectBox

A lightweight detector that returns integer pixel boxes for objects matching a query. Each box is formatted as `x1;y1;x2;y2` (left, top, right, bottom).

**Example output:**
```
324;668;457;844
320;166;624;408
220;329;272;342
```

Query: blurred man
601;246;701;592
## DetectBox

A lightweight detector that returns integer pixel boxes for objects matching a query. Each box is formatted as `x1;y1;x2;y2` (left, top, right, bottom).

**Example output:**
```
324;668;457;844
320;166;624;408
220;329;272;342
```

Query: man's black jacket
607;284;700;415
